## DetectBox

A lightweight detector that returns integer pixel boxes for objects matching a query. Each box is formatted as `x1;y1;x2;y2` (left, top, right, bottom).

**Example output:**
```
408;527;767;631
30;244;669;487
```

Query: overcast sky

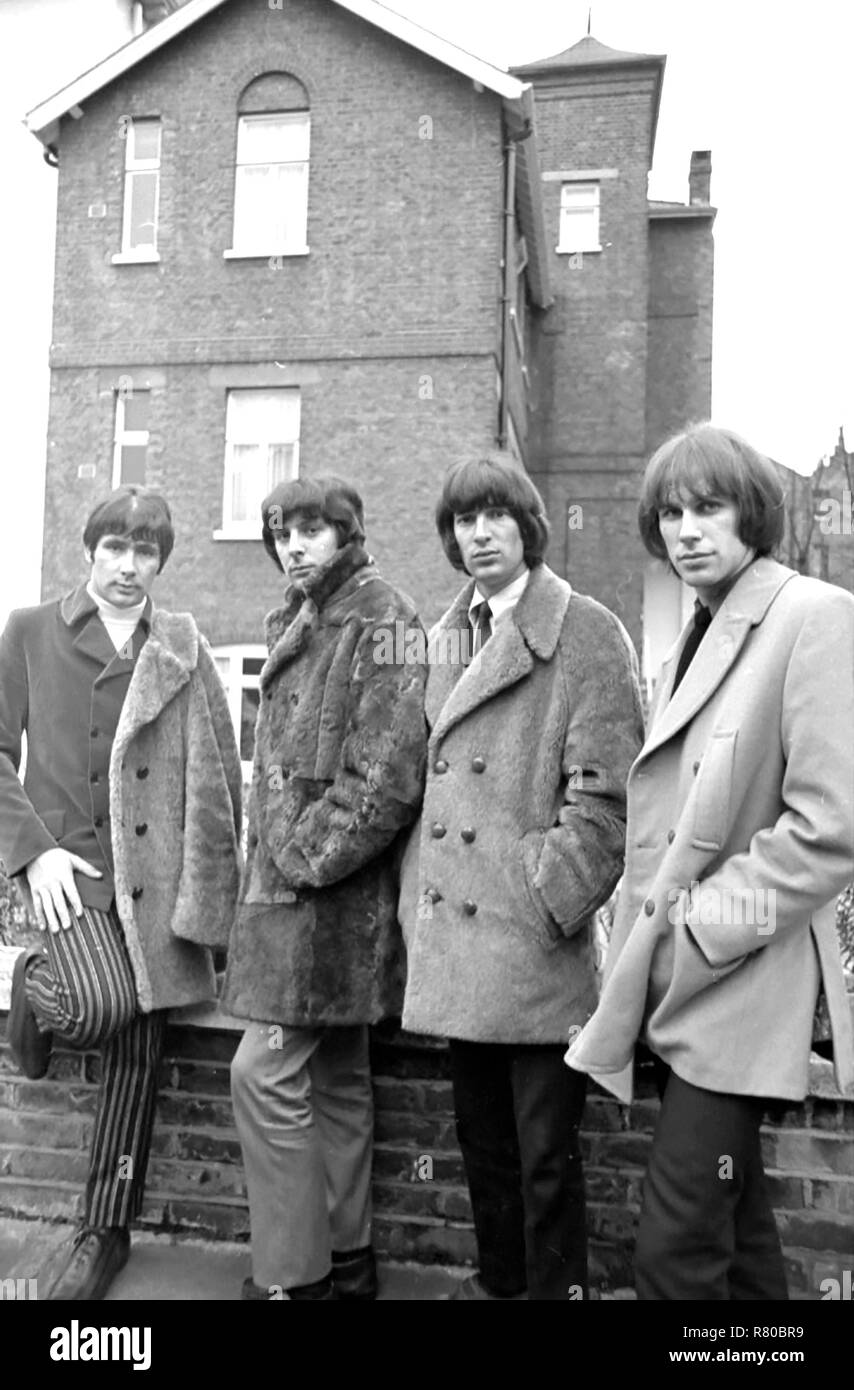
2;0;851;620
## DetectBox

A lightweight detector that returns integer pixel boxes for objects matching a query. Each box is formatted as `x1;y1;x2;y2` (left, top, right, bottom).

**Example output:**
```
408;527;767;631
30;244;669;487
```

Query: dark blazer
0;586;149;906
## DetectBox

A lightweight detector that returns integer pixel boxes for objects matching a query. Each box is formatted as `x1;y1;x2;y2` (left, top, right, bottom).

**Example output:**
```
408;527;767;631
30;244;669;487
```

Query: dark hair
83;486;174;572
638;423;785;562
261;475;365;571
435;452;550;572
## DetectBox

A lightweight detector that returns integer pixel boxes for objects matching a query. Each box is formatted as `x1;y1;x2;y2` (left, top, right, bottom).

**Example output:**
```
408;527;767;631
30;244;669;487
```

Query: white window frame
113;118;162;264
225;111;310;259
211;644;268;780
214;387;301;540
557;181;601;255
112;389;151;487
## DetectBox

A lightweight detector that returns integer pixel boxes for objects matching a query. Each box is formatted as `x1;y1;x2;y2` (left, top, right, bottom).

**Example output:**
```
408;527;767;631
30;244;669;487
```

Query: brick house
25;0;715;764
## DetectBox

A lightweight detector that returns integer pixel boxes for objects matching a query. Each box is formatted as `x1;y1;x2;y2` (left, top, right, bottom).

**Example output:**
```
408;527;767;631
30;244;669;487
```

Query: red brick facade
36;3;714;650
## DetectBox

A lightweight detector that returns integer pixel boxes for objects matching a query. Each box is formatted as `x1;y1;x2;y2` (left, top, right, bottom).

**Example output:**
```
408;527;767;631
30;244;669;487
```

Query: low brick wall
1;1011;852;1297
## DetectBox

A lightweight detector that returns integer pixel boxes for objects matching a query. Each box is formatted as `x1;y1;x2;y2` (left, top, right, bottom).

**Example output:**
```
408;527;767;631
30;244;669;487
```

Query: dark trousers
25;903;164;1228
635;1062;788;1300
448;1039;588;1300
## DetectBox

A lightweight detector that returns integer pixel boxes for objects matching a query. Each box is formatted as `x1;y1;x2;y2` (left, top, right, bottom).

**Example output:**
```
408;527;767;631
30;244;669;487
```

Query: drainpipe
498;139;516;448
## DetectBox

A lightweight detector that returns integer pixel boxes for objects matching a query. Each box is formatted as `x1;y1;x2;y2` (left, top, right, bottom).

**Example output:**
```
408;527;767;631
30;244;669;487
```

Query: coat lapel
640;559;798;762
111;610;198;762
429;565;571;745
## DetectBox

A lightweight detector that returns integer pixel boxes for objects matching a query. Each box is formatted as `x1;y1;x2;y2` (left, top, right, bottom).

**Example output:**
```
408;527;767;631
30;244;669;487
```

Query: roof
25;0;528;141
511;33;664;74
648;200;716;221
510;32;665;168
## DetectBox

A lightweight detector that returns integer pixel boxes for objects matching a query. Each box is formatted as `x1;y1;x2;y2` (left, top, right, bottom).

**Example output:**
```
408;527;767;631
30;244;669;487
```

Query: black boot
332;1246;378;1301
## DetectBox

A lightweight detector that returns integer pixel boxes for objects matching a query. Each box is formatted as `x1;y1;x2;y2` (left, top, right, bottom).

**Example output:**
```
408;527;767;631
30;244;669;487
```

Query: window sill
212;528;261;541
556;245;602;256
111;250;161;264
223;247;310;260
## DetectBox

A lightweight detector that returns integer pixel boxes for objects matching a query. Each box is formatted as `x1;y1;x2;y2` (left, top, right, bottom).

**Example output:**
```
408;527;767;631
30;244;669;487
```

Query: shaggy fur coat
222;542;428;1027
400;563;645;1044
110;610;243;1011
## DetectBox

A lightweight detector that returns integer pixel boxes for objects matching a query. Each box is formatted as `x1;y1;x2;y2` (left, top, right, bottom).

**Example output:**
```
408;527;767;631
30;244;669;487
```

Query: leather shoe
332;1245;378;1301
8;947;52;1080
241;1272;337;1300
44;1226;130;1301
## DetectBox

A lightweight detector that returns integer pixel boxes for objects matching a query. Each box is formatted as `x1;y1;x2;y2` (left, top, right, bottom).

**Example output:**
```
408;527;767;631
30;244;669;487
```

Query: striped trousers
24;903;164;1228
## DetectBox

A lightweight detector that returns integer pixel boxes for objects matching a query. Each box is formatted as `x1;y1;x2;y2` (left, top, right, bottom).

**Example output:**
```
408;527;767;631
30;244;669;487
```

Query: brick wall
42;0;507;631
1;1013;851;1296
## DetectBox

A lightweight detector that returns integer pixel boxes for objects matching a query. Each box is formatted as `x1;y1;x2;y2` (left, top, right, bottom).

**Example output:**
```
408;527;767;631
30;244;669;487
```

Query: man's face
87;533;161;608
453;505;527;597
274;511;340;582
657;493;754;602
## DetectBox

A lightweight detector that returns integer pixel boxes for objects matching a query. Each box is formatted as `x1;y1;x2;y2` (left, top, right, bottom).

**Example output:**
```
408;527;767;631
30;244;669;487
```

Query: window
212;646;268;777
115;118;161;261
113;389;151;485
219;388;300;538
557;182;601;254
227;112;310;257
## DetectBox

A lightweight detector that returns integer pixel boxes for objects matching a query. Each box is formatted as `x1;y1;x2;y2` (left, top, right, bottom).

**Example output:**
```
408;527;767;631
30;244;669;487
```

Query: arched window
226;73;311;258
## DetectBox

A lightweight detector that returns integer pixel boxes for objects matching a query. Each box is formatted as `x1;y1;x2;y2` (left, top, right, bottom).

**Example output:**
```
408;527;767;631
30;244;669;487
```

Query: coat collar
61;583;153;669
110;607;201;761
261;542;375;688
428;563;571;743
641;557;799;761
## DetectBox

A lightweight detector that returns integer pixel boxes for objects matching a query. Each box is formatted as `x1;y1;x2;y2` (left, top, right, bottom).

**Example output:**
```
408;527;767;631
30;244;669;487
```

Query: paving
0;1217;464;1301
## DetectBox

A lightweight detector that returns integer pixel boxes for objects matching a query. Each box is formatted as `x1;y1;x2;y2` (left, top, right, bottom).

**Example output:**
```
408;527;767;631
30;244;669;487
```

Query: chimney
138;0;182;29
689;150;712;205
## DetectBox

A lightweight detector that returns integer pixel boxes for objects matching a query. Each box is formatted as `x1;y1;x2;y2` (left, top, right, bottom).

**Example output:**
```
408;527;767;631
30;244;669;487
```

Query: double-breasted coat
0;587;243;1011
400;562;645;1044
567;559;854;1102
222;542;428;1027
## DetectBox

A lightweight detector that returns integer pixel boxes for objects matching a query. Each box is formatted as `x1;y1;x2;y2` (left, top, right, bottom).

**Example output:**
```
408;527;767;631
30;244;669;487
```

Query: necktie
670;601;712;697
470;600;492;660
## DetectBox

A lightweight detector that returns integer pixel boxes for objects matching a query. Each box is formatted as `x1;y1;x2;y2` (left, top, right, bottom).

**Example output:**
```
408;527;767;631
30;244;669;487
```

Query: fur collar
431;563;572;660
261;542;375;689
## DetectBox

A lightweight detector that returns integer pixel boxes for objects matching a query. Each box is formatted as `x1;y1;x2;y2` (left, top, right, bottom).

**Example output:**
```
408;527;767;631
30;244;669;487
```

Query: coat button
471;757;486;773
643;899;655;915
136;767;149;780
93;816;104;828
425;887;443;904
89;772;99;784
90;727;99;739
131;887;143;901
461;827;476;843
693;760;701;774
434;759;448;774
667;829;676;844
431;823;446;839
135;823;148;836
463;900;478;916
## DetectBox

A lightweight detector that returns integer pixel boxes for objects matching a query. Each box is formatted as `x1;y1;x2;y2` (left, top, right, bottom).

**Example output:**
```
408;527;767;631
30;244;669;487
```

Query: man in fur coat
223;476;427;1301
0;487;242;1300
399;452;644;1300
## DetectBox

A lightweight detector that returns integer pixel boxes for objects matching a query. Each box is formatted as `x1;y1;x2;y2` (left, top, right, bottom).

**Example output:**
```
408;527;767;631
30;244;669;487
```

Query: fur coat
399;563;645;1044
567;560;854;1102
222;542;428;1027
110;610;243;1011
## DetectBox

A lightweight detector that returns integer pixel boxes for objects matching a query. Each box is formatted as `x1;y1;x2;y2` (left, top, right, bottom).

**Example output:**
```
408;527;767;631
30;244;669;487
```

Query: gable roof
25;0;528;140
24;0;551;307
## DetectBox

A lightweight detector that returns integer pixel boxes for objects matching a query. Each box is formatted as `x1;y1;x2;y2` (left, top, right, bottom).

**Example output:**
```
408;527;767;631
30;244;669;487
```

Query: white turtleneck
86;581;147;654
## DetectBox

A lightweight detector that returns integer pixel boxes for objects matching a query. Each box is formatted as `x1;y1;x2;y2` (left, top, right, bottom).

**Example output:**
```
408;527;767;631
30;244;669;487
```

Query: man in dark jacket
400;453;644;1300
0;487;242;1301
223;476;427;1301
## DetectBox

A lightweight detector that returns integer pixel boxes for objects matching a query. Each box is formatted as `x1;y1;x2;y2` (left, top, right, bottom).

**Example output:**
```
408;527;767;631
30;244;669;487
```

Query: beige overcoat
567;559;854;1102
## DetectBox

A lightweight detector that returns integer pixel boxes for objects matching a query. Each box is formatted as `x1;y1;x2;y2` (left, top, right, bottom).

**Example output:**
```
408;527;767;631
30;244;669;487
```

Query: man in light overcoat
567;424;854;1300
400;452;644;1300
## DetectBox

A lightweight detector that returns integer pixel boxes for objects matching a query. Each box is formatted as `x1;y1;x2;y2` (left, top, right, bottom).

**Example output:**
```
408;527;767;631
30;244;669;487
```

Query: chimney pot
689;150;712;205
